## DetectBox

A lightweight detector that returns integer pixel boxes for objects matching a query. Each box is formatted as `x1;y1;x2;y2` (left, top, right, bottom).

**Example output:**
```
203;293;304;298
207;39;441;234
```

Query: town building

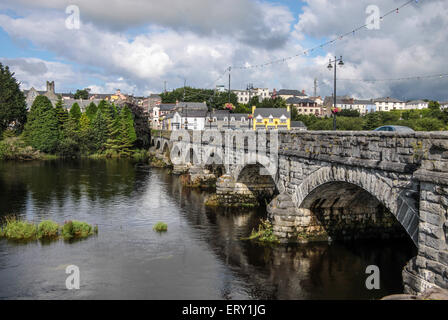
406;100;429;110
290;121;307;131
164;110;208;131
252;106;291;130
286;97;324;117
276;89;308;101
232;88;270;104
323;96;376;115
373;97;406;112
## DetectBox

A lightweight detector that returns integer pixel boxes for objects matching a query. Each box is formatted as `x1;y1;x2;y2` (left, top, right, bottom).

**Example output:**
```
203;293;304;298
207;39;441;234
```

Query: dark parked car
373;125;414;133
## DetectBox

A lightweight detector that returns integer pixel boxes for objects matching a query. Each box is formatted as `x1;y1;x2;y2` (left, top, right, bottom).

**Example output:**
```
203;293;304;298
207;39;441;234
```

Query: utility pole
164;81;167;94
183;79;186;102
314;78;318;98
228;67;231;104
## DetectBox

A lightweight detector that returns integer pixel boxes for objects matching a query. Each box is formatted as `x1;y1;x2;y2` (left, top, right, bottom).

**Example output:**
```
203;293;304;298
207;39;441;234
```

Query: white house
406;100;429;110
233;88;270;104
373;97;406;112
165;110;207;131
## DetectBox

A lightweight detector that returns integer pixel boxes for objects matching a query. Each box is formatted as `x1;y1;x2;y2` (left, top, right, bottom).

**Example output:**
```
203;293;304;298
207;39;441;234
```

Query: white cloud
0;57;81;91
0;0;447;100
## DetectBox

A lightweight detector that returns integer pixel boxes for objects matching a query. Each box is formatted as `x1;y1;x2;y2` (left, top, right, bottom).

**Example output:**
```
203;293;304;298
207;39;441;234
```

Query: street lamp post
327;56;344;131
208;117;213;130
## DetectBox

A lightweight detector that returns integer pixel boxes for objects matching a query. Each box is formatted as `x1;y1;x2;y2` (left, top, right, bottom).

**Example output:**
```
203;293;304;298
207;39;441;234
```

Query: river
0;160;416;299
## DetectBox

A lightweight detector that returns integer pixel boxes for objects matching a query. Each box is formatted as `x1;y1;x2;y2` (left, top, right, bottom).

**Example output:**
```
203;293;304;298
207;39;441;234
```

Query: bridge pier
180;165;217;188
207;175;259;207
402;173;448;294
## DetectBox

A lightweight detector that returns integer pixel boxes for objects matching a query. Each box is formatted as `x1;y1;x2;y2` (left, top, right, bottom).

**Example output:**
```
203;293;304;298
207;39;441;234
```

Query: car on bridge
373;125;414;133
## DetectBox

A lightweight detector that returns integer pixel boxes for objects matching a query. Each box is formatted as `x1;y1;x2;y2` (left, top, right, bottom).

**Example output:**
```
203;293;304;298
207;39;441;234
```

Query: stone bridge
150;129;448;295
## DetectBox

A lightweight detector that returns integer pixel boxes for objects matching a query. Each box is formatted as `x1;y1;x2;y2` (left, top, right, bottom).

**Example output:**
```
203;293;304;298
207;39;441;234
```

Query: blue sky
0;0;447;100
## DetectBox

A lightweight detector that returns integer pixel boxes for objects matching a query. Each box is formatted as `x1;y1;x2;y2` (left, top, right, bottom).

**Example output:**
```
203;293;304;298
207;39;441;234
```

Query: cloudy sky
0;0;446;100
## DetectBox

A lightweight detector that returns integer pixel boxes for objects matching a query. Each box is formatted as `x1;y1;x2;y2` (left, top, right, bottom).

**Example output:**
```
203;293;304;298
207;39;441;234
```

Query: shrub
0;137;42;161
2;216;38;240
153;222;168;232
37;220;59;239
62;220;94;239
245;219;279;244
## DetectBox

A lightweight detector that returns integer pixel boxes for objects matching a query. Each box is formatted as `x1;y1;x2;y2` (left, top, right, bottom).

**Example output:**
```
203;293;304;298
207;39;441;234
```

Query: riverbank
0;137;149;162
0;137;58;161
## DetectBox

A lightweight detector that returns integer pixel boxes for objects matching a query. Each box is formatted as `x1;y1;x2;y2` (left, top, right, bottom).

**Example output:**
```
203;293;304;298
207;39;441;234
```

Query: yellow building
251;106;291;130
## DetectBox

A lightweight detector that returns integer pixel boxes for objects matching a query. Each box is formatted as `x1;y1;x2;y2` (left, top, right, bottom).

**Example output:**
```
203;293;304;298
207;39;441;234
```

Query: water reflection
0;161;416;299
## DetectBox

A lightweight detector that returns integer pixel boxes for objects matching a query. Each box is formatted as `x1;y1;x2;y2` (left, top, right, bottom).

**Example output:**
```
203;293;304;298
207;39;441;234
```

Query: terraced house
252;106;291;130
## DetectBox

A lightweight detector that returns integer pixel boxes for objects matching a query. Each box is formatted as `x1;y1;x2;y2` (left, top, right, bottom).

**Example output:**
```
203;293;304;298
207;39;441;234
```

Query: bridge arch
293;166;419;245
162;141;170;156
234;161;278;204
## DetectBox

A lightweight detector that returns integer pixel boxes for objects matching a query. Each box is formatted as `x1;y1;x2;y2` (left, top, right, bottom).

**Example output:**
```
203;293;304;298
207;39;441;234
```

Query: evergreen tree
54;96;69;132
121;106;137;144
126;103;150;149
69;102;82;125
116;110;134;157
363;112;382;130
0;63;27;134
103;102;121;155
23;95;59;153
79;113;94;154
91;109;108;152
85;102;98;120
98;100;108;114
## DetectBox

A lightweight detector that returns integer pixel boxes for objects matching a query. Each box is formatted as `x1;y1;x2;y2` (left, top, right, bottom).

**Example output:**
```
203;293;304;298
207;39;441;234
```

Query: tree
69;103;82;125
257;97;287;109
115;109;135;157
339;109;360;117
74;89;89;100
0;63;27;134
233;104;251;114
414;118;445;131
97;100;108;114
363;112;382;130
402;109;421;121
126;103;151;149
104;102;121;156
54;96;69;132
85;102;98;120
378;111;400;125
23;95;59;153
78;113;94;154
91;109;108;152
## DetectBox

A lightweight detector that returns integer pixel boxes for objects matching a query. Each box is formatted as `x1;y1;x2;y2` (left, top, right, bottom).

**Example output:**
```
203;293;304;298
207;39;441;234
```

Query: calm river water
0;160;416;299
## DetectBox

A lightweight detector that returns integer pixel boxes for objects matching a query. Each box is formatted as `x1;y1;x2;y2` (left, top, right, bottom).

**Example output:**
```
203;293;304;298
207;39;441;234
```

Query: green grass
37;220;59;239
0;216;97;242
244;219;279;244
1;216;38;240
62;220;94;240
153;222;168;232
